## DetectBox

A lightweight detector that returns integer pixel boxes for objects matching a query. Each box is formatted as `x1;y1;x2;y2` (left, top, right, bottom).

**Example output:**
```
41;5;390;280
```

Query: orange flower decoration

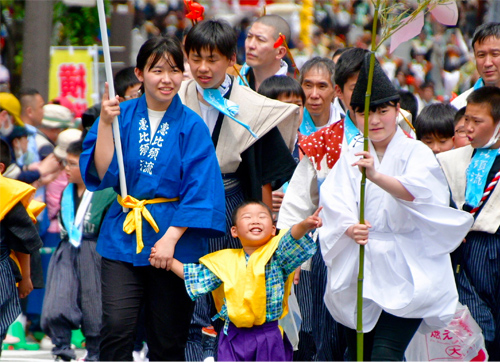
273;34;285;49
273;33;300;78
185;0;204;23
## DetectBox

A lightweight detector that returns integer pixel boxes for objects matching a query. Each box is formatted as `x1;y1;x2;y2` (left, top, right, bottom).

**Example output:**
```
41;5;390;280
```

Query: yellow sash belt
117;195;179;254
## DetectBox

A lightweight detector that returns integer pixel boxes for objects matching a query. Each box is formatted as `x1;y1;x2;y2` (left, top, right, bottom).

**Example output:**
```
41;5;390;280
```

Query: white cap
54;129;82;159
41;104;73;129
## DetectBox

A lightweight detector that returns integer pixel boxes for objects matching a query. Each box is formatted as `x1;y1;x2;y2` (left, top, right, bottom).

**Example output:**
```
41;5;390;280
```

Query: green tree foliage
53;1;109;46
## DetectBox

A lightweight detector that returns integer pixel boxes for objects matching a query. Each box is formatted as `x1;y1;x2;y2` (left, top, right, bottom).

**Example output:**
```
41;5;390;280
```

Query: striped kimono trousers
0;251;21;341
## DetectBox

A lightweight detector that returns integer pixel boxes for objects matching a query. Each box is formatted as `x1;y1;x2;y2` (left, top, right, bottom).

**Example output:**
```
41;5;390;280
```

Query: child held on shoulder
150;200;321;361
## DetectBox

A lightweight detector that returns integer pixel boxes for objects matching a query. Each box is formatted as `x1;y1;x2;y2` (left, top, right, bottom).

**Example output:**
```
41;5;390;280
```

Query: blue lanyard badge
299;108;316;136
465;148;499;208
203;88;257;138
61;184;82;248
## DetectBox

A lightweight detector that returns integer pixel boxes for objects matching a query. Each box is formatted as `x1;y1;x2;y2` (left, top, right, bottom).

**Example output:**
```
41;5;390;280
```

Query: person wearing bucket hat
42;128;82;244
319;53;474;361
38;104;73;149
41;104;73;130
53;129;82;160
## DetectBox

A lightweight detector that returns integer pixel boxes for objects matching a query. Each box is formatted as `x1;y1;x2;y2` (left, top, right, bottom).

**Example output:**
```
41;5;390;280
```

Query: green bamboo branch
374;0;450;51
357;0;381;360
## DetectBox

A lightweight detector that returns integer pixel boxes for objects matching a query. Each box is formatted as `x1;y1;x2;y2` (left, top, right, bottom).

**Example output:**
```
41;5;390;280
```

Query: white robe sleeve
392;144;448;205
318;153;360;288
277;157;319;229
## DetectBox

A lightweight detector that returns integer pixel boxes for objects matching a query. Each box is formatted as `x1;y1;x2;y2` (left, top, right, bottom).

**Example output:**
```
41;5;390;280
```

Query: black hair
18;88;40;98
352;100;399;114
398;90;418;124
414;103;457;140
335;47;369;91
114;67;140;98
257;76;305;105
419;81;435;90
136;36;184;74
231;199;273;226
18;88;41;112
182;25;193;39
0;138;11;169
81;103;101;130
472;22;500;50
454;106;466;126
466;86;500;124
184;19;237;60
332;47;351;62
300;57;335;87
67;139;83;156
253;15;291;43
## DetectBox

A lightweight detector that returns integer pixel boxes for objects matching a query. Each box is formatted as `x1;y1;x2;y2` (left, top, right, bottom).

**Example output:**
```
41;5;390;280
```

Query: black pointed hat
350;53;399;110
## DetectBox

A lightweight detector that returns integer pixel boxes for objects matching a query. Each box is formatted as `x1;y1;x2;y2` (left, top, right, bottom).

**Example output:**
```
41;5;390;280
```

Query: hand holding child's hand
149;237;176;270
18;277;33;299
100;82;121;125
346;221;372;245
353;151;377;181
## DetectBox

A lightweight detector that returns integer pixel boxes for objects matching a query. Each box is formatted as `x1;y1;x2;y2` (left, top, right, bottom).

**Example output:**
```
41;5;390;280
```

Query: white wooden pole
96;0;128;212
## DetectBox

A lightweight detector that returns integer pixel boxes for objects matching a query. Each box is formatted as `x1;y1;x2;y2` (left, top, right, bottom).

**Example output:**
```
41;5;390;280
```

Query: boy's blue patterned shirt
183;229;317;333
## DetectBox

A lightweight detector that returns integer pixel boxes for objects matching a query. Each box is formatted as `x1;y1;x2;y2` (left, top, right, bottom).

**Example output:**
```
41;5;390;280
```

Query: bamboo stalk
399;110;416;133
357;0;381;360
278;33;300;77
233;65;250;87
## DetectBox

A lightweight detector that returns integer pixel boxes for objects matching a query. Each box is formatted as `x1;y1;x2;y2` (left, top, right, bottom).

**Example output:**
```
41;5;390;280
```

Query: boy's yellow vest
1;173;45;273
199;229;294;328
0;173;45;223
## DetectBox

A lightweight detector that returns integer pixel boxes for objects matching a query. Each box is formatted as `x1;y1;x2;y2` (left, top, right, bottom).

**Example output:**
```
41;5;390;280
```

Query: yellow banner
49;48;94;118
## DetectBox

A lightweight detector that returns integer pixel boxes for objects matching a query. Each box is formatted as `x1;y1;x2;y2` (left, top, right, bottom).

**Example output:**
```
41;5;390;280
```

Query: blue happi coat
80;94;226;266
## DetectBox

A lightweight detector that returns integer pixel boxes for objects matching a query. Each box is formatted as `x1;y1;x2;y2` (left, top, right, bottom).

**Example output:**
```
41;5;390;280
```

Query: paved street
1;349;86;361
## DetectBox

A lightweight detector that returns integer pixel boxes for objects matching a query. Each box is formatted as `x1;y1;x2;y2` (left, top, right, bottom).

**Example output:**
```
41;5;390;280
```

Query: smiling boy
154;200;320;361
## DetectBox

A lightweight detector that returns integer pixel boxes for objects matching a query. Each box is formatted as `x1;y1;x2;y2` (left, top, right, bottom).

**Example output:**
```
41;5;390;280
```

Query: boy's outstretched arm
291;207;323;240
170;259;185;279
